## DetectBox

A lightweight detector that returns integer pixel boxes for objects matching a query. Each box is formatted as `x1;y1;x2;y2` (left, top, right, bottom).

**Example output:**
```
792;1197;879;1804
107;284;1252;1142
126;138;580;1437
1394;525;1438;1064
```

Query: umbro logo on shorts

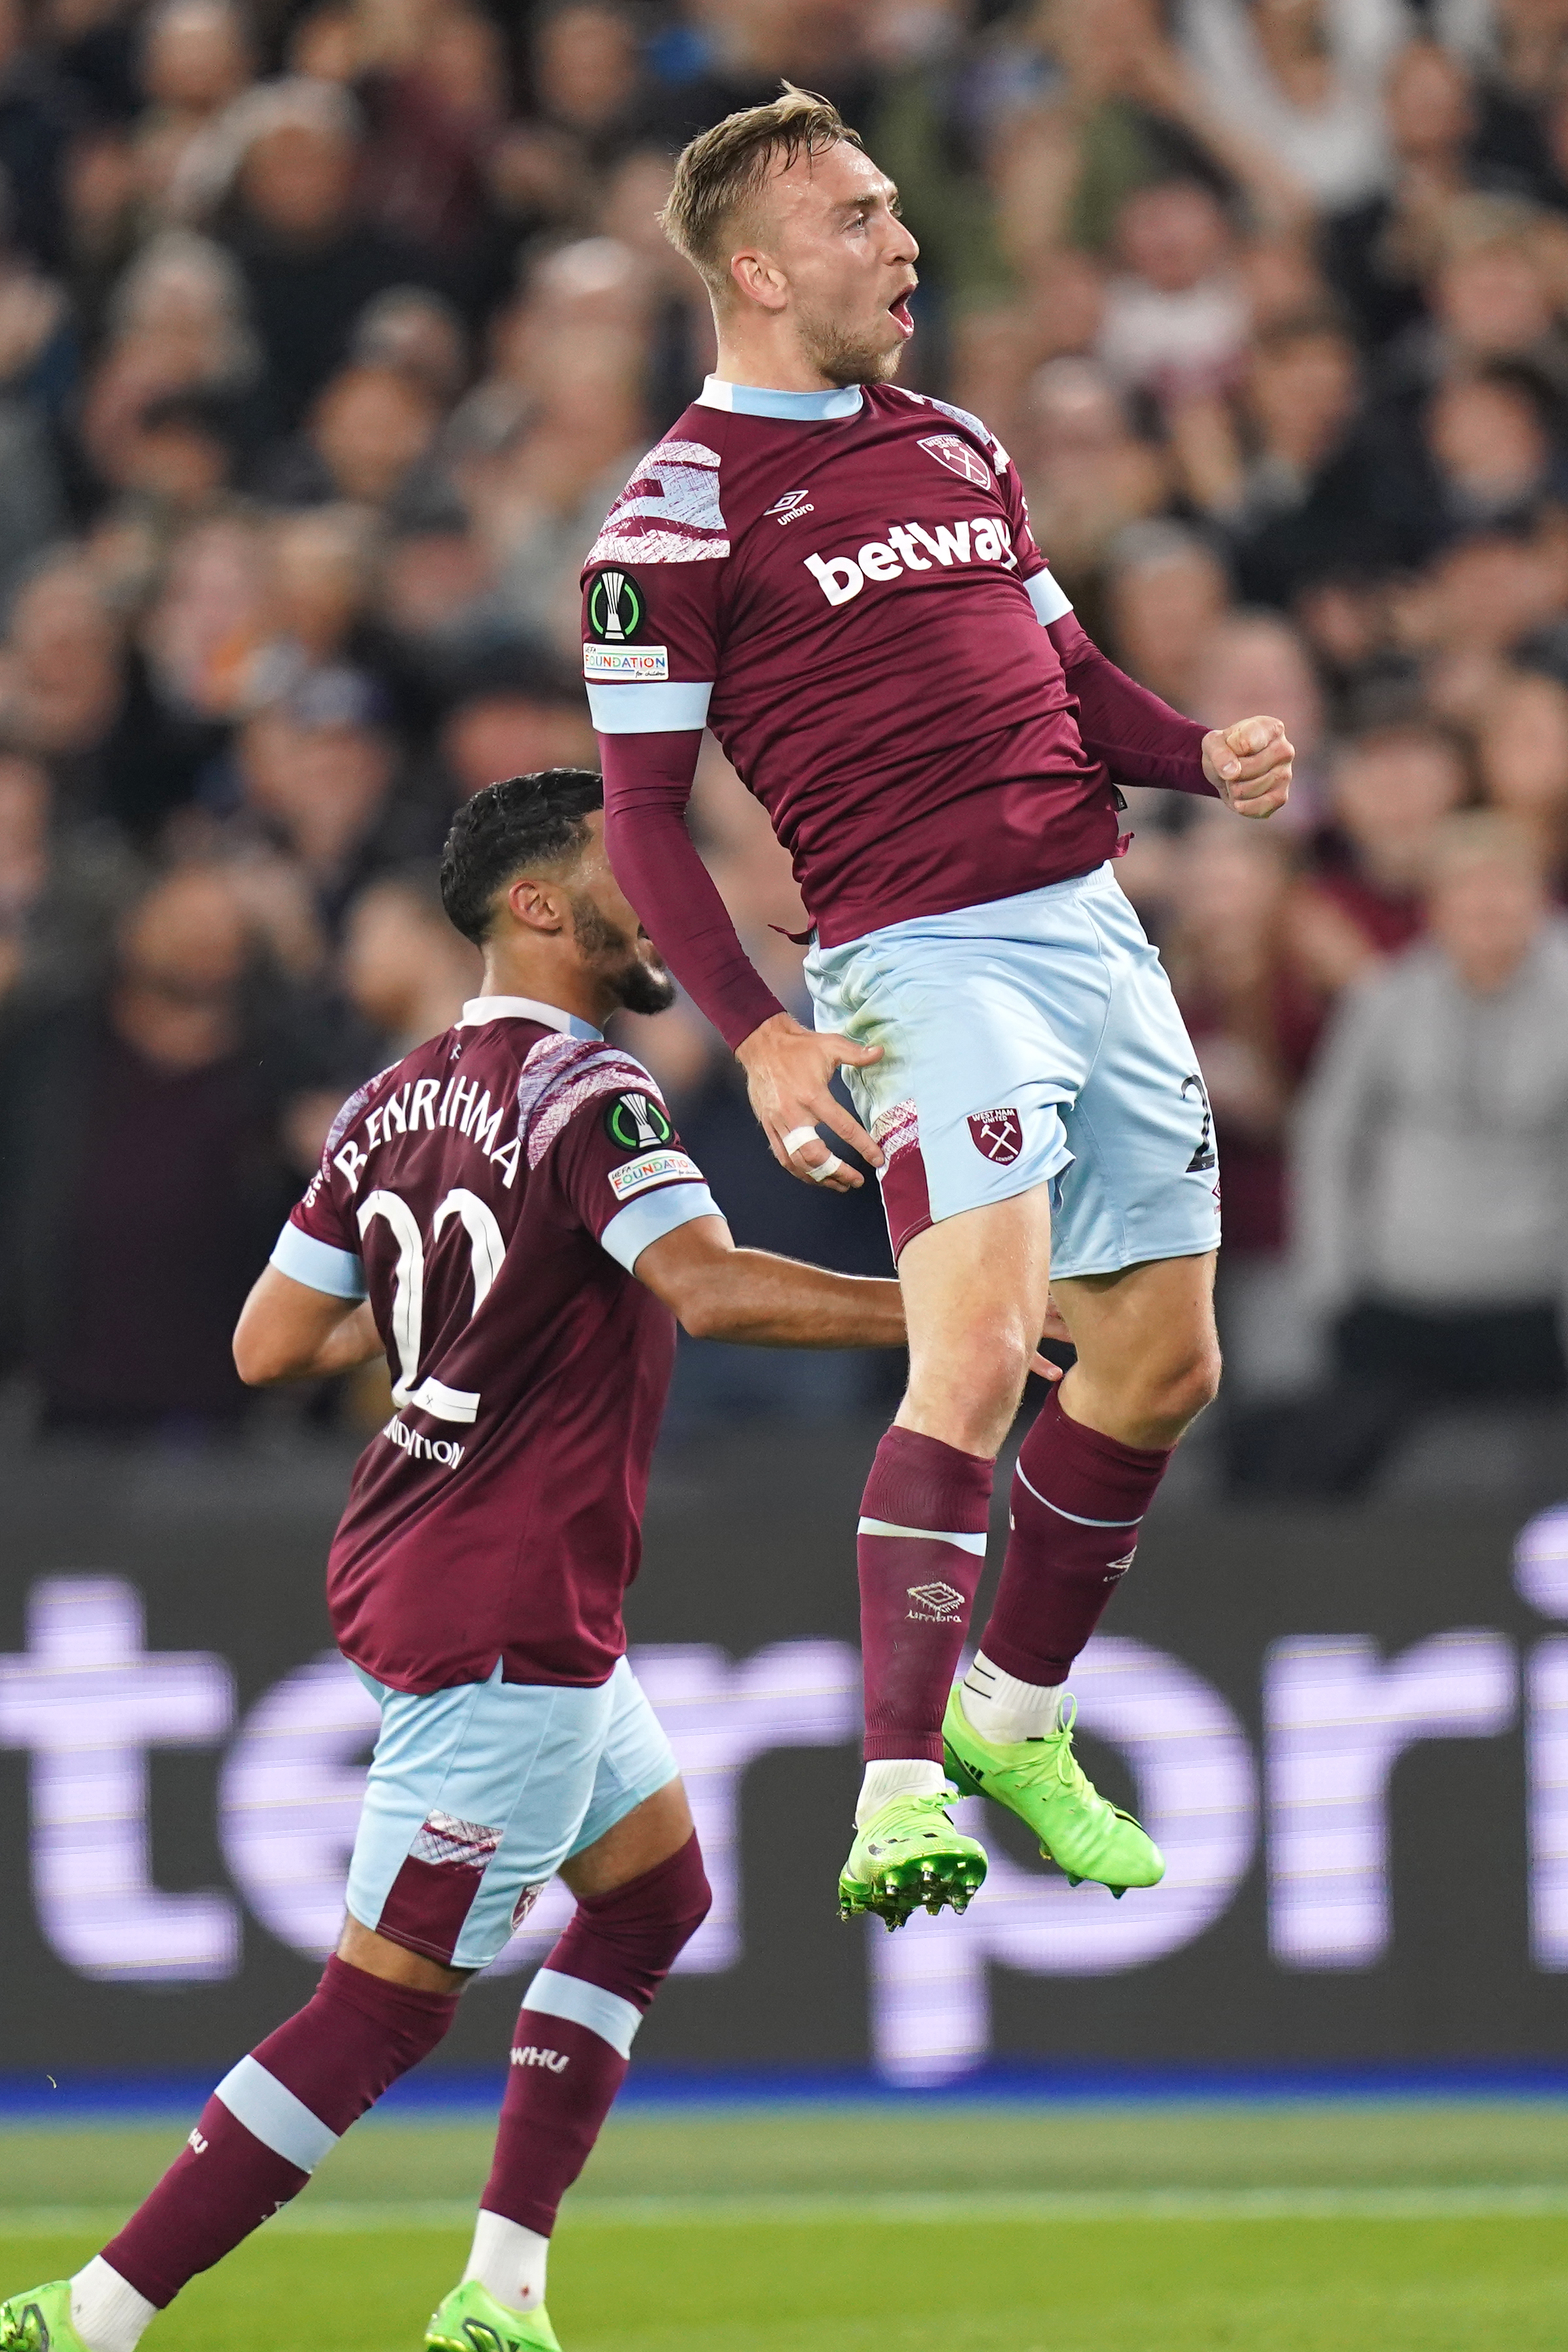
968;1108;1022;1165
907;1580;966;1620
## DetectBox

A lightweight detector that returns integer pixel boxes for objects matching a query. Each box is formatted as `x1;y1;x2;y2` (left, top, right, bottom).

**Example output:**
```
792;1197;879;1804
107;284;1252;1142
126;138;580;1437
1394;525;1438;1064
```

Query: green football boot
838;1784;987;1930
425;2279;562;2352
0;2281;88;2351
943;1684;1164;1895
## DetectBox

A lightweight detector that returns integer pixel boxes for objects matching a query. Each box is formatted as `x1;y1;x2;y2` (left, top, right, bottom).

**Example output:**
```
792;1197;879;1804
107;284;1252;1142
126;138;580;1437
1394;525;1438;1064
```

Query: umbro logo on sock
510;2045;569;2073
907;1580;965;1620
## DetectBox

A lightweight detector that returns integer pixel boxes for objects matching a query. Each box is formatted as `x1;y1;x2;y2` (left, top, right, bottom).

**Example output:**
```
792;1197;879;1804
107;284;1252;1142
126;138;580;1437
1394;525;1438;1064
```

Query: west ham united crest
917;433;992;489
968;1107;1023;1165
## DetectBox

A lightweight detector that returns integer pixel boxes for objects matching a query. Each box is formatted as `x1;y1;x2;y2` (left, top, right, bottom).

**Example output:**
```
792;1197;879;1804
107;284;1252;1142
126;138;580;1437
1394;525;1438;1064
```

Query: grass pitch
3;2103;1567;2351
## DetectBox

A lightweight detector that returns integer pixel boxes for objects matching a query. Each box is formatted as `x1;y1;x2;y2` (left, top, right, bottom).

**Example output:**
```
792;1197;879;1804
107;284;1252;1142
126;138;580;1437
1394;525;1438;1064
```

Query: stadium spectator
1472;662;1568;889
0;750;135;1013
209;78;439;437
1104;520;1233;712
1286;812;1568;1490
1097;177;1252;408
1288;718;1469;994
1177;0;1405;213
437;668;597;804
1321;39;1484;351
1164;811;1325;1401
1015;360;1170;622
1169;306;1387;600
0;863;303;1435
230;692;401;924
339;867;479;1059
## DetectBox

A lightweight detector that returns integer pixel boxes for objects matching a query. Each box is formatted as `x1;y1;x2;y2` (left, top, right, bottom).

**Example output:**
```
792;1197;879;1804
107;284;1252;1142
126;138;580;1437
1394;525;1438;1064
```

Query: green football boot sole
0;2281;88;2351
425;2278;563;2352
942;1684;1165;1894
838;1784;988;1930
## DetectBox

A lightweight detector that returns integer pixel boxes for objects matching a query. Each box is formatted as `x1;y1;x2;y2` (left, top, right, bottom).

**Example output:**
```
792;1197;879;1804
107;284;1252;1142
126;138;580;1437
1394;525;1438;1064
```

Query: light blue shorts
804;862;1222;1276
345;1654;678;1969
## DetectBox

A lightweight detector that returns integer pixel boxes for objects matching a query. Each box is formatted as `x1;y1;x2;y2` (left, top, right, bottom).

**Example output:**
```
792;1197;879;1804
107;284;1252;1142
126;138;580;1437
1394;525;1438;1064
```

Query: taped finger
782;1125;820;1157
808;1153;844;1184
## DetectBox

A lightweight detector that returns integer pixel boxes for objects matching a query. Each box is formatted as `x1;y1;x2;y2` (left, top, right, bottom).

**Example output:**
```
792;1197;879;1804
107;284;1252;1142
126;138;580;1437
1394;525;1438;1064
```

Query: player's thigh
804;910;1098;1269
895;1187;1053;1453
1050;876;1223;1283
345;1662;619;1972
559;1656;685;1898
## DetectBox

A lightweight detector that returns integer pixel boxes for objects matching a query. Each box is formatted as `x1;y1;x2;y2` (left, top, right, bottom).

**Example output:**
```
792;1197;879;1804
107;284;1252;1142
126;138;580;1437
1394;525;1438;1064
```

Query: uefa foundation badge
585;566;670;682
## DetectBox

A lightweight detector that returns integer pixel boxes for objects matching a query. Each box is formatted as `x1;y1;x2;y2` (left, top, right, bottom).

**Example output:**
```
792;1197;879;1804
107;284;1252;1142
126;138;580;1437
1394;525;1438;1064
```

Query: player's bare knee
907;1325;1031;1451
1149;1342;1223;1441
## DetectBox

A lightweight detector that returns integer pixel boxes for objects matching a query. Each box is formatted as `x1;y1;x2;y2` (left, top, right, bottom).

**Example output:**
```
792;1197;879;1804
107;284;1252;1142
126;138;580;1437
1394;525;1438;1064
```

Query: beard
795;301;905;390
570;893;678;1015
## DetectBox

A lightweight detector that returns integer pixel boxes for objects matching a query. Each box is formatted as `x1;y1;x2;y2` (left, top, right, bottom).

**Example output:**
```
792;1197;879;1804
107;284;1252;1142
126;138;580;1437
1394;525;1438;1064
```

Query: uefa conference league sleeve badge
583;568;670;685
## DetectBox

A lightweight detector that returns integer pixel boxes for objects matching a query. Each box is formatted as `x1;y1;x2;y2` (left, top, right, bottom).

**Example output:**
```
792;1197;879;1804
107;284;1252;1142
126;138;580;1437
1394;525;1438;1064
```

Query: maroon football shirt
585;378;1212;1047
273;995;719;1694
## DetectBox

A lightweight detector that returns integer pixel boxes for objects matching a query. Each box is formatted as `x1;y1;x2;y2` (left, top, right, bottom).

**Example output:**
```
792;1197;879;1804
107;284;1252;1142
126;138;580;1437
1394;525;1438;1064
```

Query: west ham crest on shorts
968;1107;1022;1164
918;433;993;489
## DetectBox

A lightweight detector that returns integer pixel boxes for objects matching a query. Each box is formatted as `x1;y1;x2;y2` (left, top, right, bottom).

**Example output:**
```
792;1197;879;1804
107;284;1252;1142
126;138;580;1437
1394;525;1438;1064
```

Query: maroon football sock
980;1388;1170;1684
101;1957;458;2308
857;1425;994;1762
482;1834;711;2236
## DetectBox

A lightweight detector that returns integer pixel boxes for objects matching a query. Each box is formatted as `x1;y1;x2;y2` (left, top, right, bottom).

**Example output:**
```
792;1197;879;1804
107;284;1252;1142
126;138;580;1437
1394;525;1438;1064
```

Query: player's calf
3;1956;460;2351
436;1833;711;2338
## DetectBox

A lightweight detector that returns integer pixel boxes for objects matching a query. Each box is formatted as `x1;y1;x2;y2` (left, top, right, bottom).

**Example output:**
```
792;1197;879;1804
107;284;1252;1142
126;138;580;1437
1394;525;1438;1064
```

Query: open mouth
888;291;915;339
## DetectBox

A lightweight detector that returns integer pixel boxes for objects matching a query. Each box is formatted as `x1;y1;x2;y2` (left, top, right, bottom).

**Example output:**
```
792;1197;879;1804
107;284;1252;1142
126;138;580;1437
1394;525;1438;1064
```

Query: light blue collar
698;375;864;420
460;994;602;1042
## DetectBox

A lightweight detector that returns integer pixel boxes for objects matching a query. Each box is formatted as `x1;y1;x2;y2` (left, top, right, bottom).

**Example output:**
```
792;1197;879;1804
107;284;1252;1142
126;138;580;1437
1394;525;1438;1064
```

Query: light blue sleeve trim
214;2055;337;2172
1026;570;1073;625
527;1966;643;2058
600;1182;721;1273
587;680;713;734
269;1221;367;1300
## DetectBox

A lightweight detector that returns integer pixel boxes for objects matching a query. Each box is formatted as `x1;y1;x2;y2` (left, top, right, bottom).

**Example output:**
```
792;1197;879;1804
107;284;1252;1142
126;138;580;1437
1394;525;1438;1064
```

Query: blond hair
660;85;861;301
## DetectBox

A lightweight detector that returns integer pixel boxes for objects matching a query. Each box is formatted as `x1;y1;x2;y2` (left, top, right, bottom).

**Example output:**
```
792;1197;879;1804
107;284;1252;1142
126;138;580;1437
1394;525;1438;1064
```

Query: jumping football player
582;92;1294;1928
0;769;906;2352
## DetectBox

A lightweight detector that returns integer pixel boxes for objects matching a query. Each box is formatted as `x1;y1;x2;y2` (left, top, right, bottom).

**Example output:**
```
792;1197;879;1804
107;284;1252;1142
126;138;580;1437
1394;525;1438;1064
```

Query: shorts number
1182;1073;1216;1173
357;1187;505;1424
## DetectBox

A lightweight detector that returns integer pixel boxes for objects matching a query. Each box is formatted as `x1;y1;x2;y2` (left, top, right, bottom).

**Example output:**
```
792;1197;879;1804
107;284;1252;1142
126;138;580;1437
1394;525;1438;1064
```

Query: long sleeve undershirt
600;621;1215;1051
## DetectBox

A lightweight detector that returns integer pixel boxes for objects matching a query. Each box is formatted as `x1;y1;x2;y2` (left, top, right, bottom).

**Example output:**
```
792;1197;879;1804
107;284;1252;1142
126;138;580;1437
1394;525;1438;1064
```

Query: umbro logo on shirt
766;488;816;525
804;517;1017;606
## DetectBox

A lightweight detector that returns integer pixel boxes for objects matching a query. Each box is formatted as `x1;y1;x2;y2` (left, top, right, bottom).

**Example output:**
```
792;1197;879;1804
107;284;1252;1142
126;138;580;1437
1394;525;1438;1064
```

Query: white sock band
462;2209;549;2313
856;1757;947;1827
961;1651;1065;1745
71;2258;158;2352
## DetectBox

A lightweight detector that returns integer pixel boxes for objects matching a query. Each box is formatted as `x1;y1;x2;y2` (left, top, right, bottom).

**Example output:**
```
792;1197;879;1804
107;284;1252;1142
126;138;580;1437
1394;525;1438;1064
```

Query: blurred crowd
4;0;1568;1482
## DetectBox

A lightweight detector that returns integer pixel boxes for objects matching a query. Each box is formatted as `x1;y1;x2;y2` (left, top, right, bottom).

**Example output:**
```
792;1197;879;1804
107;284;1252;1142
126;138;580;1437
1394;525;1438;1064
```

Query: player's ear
730;248;787;313
506;876;567;934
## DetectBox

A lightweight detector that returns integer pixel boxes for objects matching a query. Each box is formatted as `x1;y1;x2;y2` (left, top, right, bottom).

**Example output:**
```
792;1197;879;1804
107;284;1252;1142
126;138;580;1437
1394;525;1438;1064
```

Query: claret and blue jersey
271;995;720;1697
583;377;1218;1051
583;377;1121;955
